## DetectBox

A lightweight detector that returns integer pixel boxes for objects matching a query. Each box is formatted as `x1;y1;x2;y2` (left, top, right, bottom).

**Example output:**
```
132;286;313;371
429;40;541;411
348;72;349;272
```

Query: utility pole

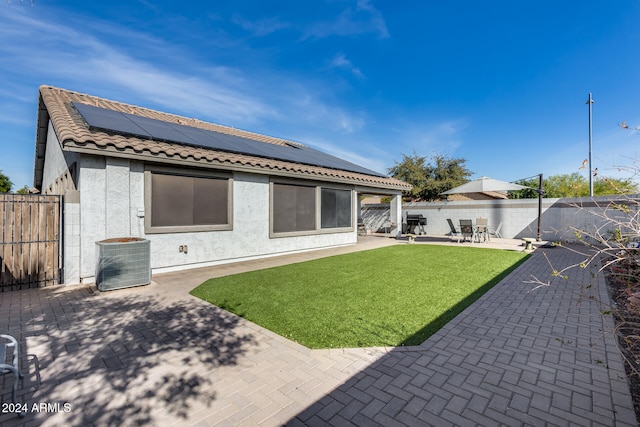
586;93;594;197
537;173;543;241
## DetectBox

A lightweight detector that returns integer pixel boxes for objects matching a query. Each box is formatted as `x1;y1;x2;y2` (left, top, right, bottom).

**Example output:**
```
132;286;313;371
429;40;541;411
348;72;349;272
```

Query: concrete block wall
362;195;640;242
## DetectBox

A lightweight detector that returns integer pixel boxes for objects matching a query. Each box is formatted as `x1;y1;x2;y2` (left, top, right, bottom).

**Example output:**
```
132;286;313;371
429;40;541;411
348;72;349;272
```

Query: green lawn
190;245;528;349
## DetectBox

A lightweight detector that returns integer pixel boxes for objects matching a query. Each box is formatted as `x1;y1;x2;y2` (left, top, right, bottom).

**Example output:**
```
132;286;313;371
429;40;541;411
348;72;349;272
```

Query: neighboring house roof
360;196;384;205
34;85;411;192
445;191;509;201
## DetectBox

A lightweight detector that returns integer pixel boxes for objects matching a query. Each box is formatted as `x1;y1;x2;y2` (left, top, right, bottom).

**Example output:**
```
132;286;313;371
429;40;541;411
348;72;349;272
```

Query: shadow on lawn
0;286;255;426
400;254;531;346
285;247;626;426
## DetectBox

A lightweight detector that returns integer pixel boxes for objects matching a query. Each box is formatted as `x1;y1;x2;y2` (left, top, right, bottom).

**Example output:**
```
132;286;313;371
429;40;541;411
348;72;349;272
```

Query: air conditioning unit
96;238;151;291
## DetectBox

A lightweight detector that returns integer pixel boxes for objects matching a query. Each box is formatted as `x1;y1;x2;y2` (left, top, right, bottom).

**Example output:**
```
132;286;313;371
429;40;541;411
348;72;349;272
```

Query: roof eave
62;141;411;192
33;93;50;190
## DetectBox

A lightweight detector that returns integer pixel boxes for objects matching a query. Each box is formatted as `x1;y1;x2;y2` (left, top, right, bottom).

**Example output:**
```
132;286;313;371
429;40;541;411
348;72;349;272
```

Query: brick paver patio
0;239;637;426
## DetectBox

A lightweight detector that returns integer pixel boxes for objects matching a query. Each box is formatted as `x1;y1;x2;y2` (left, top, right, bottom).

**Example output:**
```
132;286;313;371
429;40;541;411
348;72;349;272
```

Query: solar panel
72;102;385;177
73;103;153;138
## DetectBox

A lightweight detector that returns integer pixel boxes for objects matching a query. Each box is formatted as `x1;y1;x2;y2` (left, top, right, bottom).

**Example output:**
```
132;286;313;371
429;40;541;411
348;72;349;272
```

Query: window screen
321;188;352;228
151;173;228;227
272;183;316;233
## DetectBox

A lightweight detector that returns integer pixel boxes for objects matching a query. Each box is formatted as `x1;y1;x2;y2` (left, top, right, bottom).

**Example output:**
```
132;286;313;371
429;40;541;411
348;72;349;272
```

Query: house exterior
34;86;410;286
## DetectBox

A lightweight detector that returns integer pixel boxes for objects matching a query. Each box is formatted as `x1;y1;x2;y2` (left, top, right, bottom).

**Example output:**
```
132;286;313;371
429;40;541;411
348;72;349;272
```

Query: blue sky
2;1;640;189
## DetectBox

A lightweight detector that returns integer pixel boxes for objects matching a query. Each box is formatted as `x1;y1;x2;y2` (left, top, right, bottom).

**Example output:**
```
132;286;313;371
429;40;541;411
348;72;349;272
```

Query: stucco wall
63;201;80;285
41;125;404;286
41;121;78;193
41;121;68;190
70;155;360;284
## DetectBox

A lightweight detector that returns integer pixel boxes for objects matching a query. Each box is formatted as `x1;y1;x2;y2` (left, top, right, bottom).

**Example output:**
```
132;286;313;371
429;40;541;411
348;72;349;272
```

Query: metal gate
0;194;61;291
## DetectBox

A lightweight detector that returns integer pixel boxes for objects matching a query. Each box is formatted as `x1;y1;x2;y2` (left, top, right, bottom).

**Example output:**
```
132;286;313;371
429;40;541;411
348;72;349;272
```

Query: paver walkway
0;239;637;426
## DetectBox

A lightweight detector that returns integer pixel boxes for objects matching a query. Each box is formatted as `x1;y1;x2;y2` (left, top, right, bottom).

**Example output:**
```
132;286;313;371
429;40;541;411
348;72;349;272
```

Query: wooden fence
0;194;61;291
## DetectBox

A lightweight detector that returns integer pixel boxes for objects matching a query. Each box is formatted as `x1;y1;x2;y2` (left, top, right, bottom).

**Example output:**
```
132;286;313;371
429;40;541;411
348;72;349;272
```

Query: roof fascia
33;94;50;190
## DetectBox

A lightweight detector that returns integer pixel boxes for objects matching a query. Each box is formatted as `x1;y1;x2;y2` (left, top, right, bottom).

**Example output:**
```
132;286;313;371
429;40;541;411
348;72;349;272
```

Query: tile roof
36;85;411;191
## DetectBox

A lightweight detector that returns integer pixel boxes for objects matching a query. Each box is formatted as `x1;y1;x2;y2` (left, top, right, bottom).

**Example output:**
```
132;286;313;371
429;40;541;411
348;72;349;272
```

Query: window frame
144;166;233;234
320;187;353;230
269;179;355;238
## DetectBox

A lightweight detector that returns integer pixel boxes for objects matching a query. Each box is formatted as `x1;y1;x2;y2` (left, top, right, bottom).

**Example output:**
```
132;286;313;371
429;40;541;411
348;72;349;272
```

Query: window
321;188;352;229
272;183;316;233
271;181;353;236
145;169;232;233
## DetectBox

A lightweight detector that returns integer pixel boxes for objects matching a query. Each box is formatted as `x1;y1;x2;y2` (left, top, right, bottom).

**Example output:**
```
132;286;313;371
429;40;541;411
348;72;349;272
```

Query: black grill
406;214;427;235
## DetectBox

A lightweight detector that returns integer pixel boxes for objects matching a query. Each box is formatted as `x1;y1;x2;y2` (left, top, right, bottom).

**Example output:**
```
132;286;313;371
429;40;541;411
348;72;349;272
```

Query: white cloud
0;4;394;181
355;0;389;37
304;0;389;39
231;15;290;36
82;51;277;125
0;10;278;125
389;119;470;155
0;7;379;132
329;53;365;79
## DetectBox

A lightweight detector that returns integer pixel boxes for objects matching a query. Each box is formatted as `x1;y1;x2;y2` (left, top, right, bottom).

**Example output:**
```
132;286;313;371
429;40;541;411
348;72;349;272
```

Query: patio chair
458;219;475;243
1;333;25;418
475;217;489;242
446;219;461;240
357;217;368;236
381;218;392;236
488;222;503;239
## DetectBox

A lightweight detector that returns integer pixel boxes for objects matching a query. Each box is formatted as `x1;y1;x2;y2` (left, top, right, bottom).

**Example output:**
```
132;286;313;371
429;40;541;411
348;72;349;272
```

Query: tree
387;152;472;201
593;176;638;195
15;185;31;194
508;173;639;199
543;173;588;198
422;153;473;201
0;170;13;193
386;152;428;201
508;178;540;199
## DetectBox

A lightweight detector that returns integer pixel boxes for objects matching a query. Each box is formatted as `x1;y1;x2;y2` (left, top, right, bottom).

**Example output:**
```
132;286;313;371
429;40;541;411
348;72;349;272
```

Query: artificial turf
190;245;528;349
